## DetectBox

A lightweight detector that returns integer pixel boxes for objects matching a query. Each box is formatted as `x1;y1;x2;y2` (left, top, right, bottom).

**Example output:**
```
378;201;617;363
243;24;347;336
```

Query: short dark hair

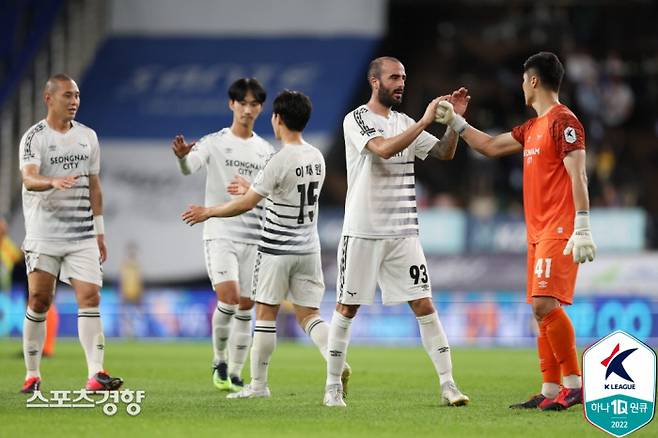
523;52;565;92
367;56;402;81
227;78;266;103
272;90;312;132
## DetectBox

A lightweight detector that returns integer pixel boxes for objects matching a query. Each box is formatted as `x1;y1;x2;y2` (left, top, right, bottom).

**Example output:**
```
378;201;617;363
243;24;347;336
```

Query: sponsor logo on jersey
50;153;89;170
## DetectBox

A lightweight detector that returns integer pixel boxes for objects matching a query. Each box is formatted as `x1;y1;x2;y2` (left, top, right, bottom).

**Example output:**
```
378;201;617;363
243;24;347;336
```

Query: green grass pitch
1;339;656;437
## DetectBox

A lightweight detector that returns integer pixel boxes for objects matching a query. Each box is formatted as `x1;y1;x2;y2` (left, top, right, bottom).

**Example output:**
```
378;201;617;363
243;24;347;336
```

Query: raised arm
366;97;442;159
182;188;264;225
436;101;523;158
172;134;204;175
461;129;523;158
427;87;470;160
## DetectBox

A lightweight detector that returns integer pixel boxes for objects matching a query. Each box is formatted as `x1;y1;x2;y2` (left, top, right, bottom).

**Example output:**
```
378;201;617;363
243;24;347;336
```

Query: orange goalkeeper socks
542;307;580;378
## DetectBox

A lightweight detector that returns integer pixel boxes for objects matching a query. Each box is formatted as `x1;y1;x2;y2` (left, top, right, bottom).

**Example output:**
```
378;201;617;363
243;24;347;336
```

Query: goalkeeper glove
435;101;469;134
563;211;597;263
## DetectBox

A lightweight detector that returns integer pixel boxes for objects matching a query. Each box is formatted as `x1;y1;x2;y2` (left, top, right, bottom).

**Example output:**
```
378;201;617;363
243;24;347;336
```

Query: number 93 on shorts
336;236;432;306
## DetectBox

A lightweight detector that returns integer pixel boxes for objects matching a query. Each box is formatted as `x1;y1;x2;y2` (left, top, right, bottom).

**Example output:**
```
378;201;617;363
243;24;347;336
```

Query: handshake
434;100;469;135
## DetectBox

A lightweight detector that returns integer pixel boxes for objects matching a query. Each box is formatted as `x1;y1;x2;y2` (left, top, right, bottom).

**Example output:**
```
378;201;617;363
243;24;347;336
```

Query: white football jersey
342;105;438;238
19;120;100;242
251;141;325;255
179;128;275;244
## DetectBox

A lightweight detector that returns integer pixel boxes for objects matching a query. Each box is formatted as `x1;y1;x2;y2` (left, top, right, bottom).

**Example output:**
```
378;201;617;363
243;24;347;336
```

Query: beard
377;85;403;108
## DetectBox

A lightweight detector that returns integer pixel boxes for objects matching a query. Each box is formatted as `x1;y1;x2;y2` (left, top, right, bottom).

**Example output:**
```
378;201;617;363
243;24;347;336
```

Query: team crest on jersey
564;126;577;144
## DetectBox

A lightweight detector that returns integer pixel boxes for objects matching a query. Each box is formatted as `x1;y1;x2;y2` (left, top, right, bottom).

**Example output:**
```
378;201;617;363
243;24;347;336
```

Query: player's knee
28;294;52;313
336;303;358;319
214;282;240;305
409;298;435;316
237;297;254;311
532;300;557;321
78;291;101;308
297;310;320;328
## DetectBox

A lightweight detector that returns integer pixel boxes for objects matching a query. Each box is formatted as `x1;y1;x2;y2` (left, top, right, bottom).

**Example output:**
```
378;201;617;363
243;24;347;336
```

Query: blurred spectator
0;217;22;292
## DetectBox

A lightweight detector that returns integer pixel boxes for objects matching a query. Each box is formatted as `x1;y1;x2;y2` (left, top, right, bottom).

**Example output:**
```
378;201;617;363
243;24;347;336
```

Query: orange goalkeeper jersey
511;104;586;244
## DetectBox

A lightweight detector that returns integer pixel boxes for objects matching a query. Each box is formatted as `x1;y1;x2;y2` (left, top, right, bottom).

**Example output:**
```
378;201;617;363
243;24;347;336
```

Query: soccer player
172;78;275;391
19;74;122;393
183;90;348;399
435;51;596;411
323;56;470;407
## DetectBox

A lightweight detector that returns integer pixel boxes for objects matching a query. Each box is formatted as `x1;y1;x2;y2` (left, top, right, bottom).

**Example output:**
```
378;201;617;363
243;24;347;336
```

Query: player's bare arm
89;174;107;263
563;149;589;212
366;97;443;159
562;149;596;263
21;164;79;191
227;175;251;196
428;87;471;160
182;188;264;225
435;100;522;158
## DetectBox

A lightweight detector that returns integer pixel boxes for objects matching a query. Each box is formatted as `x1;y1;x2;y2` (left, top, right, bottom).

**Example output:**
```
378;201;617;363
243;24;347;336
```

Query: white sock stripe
217;303;236;315
234;314;252;321
25;313;46;323
26;308;47;319
304;318;324;335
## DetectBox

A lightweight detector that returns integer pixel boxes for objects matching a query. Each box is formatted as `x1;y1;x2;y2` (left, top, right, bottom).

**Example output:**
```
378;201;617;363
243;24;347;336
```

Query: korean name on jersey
251;142;325;255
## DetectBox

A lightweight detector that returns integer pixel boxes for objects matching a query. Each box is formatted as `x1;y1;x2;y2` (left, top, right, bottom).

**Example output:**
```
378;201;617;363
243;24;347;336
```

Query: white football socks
23;308;47;379
326;311;353;387
228;308;252;378
212;302;236;364
250;320;277;390
417;312;454;386
78;307;104;378
304;316;329;360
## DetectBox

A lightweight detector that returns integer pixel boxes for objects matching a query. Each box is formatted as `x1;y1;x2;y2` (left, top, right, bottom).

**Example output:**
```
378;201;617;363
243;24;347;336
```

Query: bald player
19;74;122;393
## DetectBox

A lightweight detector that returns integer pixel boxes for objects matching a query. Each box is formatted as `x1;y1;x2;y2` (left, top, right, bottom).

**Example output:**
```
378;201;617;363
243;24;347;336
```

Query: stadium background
1;0;657;352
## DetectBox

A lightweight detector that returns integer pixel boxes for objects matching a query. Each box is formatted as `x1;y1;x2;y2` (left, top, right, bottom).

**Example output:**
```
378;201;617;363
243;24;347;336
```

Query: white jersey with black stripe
179;128;275;244
341;105;438;238
19;120;100;242
251;141;325;255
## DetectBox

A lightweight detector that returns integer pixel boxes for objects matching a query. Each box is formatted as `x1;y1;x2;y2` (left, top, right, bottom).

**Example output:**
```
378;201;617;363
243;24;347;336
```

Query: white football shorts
204;239;258;298
23;238;103;287
251;251;325;308
336;235;432;305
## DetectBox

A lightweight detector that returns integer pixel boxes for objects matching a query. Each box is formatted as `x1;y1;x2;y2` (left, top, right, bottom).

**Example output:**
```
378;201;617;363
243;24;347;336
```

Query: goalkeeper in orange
435;51;596;411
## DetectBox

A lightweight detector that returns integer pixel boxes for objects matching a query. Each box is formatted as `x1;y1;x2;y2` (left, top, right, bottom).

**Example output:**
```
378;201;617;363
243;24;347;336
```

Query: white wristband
574;211;590;230
449;114;469;135
94;215;105;235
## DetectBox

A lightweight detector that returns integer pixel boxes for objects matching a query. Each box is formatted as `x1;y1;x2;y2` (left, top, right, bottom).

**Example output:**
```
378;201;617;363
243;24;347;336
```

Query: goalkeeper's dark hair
368;56;403;81
523;52;564;92
272;90;312;132
228;78;266;103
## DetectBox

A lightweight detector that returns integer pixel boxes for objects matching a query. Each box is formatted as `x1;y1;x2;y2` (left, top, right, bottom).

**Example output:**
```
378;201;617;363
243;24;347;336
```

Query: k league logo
583;330;656;437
